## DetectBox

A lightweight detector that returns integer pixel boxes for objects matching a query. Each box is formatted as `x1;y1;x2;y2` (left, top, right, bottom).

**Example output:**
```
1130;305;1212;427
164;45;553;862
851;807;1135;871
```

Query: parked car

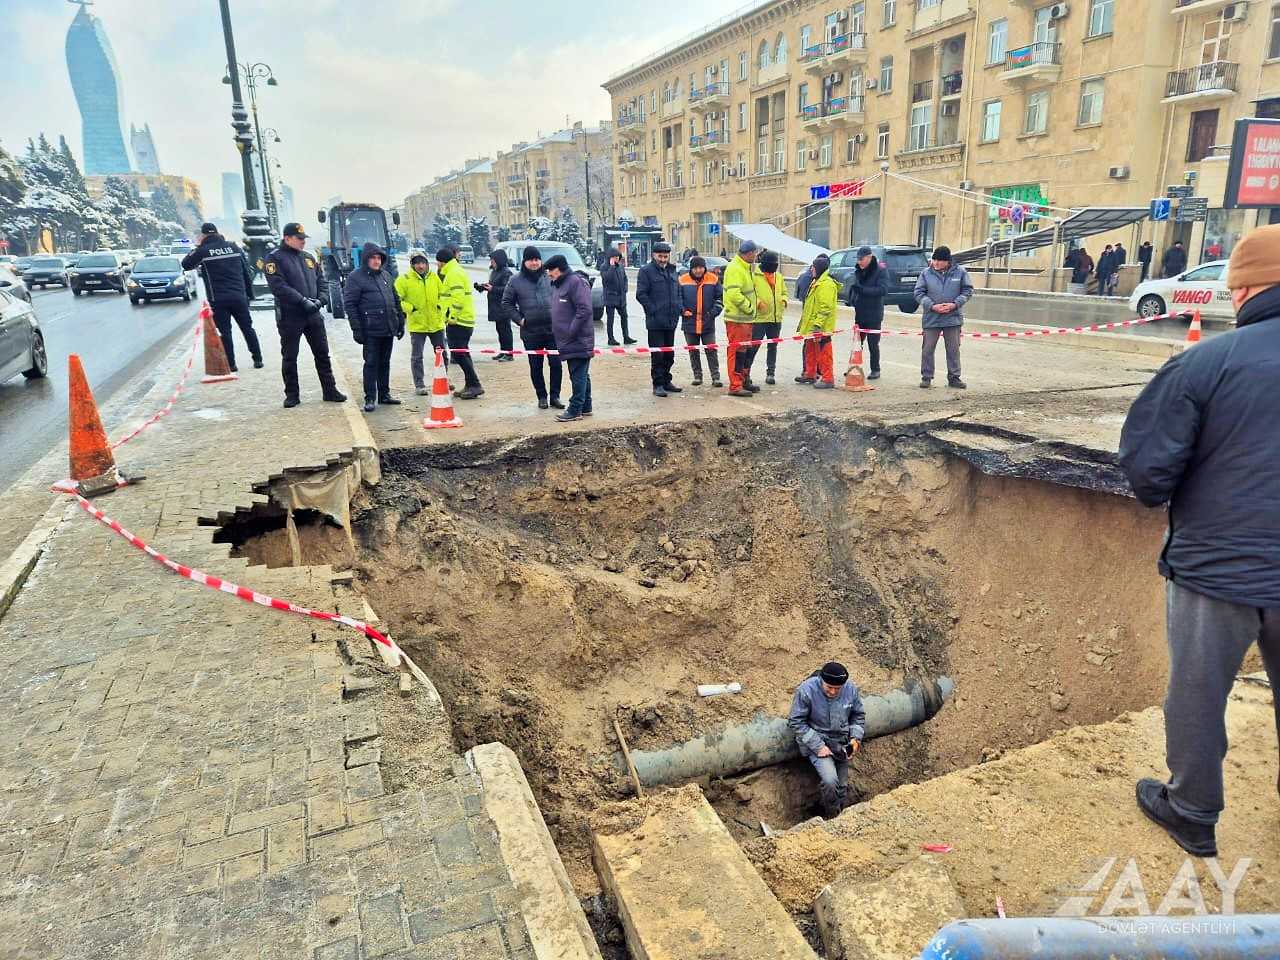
22;256;69;289
0;265;31;303
457;244;476;264
677;255;728;278
488;240;604;322
14;257;35;273
69;252;128;295
127;256;197;305
1129;259;1233;321
828;244;928;310
0;255;18;271
0;287;48;383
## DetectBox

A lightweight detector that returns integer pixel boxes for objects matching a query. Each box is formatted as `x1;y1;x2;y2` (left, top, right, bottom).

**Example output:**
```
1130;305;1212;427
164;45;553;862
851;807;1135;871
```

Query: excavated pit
333;414;1171;897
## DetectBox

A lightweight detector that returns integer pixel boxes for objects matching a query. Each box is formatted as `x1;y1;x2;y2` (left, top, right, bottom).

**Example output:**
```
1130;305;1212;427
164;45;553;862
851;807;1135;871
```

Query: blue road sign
708;223;720;236
1150;198;1171;222
618;219;633;231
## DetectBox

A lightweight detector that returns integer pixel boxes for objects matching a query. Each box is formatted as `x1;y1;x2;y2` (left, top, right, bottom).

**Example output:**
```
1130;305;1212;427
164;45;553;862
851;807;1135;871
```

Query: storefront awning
723;223;830;264
951;207;1150;265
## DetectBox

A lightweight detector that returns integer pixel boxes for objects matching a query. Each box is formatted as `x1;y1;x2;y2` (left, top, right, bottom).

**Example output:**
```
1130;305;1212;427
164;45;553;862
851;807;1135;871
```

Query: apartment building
490;122;613;234
402;157;495;241
603;0;1280;270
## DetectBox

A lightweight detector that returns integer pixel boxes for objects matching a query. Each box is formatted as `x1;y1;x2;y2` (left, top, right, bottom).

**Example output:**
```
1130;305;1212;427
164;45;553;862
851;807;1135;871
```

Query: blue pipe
918;916;1280;959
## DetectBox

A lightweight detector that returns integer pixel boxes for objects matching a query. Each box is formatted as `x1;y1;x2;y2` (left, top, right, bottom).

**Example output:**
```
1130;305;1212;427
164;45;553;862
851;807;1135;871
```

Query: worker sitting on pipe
787;662;866;819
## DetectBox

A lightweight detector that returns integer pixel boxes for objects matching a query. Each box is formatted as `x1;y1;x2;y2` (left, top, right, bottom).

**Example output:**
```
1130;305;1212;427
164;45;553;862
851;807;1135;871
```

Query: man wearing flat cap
788;661;866;819
1119;224;1280;859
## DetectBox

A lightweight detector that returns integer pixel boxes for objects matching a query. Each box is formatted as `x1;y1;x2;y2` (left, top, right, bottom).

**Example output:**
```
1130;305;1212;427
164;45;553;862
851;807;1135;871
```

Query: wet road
0;286;199;492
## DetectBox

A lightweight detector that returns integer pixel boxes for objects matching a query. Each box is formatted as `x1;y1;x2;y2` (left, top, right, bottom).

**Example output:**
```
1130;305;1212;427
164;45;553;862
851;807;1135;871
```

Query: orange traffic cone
843;343;875;393
1180;309;1202;351
51;354;128;496
200;303;238;383
421;347;463;429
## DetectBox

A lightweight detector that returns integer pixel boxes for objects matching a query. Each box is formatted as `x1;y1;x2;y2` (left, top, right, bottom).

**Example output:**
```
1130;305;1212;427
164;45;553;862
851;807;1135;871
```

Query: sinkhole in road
333;414;1172;899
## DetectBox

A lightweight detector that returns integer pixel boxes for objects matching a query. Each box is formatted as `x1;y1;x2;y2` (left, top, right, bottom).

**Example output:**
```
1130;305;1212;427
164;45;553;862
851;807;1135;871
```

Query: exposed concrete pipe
620;677;954;788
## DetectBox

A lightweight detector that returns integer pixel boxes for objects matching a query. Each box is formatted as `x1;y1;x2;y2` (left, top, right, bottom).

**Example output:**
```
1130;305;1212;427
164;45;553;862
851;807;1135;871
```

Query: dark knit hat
435;247;455;263
543;254;570;273
689;255;706;270
760;250;780;272
931;245;952;262
813;254;831;276
522;245;542;264
819;661;849;686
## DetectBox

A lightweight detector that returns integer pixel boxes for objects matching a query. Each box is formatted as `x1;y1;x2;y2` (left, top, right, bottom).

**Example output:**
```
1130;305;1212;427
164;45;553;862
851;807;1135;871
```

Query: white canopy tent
722;223;830;265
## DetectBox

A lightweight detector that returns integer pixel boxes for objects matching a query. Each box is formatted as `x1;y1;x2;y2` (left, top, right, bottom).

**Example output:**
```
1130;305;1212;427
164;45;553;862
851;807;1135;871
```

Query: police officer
182;222;262;371
263;223;347;408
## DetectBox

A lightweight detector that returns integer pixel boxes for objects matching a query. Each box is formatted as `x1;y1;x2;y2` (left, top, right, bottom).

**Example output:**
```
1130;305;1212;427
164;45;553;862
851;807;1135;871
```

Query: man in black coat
263;223;345;408
502;246;562;410
1161;241;1188;278
182;222;262;371
600;247;634;346
636;241;682;397
1137;241;1154;282
477;248;514;361
847;246;888;380
343;242;406;412
1118;225;1280;859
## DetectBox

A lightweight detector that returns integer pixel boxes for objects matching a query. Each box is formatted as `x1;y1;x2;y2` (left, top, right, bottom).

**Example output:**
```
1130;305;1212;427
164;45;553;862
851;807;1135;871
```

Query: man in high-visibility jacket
721;240;761;397
796;254;838;388
754;250;789;385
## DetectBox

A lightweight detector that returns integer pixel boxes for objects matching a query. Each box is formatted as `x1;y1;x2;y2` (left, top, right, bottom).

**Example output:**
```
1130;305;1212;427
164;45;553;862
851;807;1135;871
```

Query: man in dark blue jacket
343;242;405;412
636;241;683;397
545;254;594;423
600;247;635;346
502;246;562;410
182;222;261;371
1118;225;1280;859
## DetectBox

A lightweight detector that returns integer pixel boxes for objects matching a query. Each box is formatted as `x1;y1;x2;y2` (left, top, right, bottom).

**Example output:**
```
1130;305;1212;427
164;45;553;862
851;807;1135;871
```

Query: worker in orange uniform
678;256;724;387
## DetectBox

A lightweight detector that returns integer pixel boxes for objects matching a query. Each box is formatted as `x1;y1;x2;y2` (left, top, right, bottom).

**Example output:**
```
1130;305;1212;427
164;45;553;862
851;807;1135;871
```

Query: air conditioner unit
854;132;868;144
959;179;974;191
1048;2;1069;18
836;9;848;20
1108;165;1130;179
1224;2;1248;20
866;78;878;90
808;149;820;159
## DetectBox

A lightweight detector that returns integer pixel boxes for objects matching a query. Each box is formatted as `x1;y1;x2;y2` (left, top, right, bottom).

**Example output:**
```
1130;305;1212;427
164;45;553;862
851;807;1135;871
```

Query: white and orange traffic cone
199;302;238;383
421;347;463;429
1179;309;1202;351
51;355;132;495
843;343;875;393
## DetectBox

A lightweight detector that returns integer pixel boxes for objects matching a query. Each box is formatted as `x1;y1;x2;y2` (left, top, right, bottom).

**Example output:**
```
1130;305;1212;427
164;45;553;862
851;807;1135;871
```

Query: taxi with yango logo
1129;259;1233;321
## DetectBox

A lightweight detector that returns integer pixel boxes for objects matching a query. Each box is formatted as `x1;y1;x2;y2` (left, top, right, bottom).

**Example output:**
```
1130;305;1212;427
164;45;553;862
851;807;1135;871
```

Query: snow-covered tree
467;217;491;257
528;216;555;241
0;143;28;249
149;185;180;223
555;207;592;263
495;225;511;244
561;153;615;233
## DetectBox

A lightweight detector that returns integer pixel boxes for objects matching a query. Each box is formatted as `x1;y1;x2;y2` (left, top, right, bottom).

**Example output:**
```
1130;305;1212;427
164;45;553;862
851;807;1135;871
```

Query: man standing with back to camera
182;222;262;372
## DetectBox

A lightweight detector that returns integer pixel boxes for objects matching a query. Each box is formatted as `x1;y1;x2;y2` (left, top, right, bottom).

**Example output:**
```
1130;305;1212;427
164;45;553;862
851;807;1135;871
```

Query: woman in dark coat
848;246;888;380
479;248;514;361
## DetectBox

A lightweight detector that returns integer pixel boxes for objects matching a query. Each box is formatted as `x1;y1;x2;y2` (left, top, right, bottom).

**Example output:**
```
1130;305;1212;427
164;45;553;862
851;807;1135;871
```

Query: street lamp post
224;60;279;233
258;127;282;233
216;0;272;294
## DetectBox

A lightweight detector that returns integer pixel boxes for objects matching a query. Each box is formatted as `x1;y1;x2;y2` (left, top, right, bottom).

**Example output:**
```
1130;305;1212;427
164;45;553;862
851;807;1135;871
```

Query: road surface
0;285;200;492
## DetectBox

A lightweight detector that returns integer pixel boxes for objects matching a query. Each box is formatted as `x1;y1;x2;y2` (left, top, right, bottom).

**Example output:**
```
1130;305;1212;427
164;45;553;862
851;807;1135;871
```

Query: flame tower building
65;1;133;174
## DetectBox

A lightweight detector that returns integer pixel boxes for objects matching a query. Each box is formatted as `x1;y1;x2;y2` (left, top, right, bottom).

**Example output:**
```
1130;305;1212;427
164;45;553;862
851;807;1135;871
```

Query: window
1184;263;1224;281
775;33;788;65
758;41;771;70
1186;108;1219;161
796;140;808;171
662;81;670;104
1202;12;1231;63
706;65;717;88
736;152;746;177
879;56;894;91
883;0;896;25
909;103;932;150
704;161;714;185
774;136;786;171
851;2;865;34
1271;4;1280;60
1087;0;1113;37
758;137;770;173
846;135;857;162
799;82;810;111
917;214;936;251
1024;90;1049;134
721;58;730;83
876;123;890;158
1033;5;1057;44
819;134;833;167
918;0;940;9
1078;78;1104;125
650;91;657;113
738;102;747;130
825;12;841;41
739;51;748;80
988;19;1008;64
981;99;1002;141
801;25;812;53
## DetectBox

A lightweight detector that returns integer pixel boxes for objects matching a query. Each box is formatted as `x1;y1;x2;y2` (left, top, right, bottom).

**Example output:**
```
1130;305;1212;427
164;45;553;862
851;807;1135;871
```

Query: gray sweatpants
1164;580;1280;824
921;326;962;382
806;752;851;818
410;330;447;389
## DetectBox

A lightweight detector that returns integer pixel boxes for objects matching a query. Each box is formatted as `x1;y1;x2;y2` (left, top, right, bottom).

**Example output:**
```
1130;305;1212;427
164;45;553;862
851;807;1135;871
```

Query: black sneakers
322;390;347;403
1135;779;1218;857
283;396;300;408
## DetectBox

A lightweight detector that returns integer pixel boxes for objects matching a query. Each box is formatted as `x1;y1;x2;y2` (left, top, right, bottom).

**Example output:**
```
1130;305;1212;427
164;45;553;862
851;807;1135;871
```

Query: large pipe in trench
620;676;954;788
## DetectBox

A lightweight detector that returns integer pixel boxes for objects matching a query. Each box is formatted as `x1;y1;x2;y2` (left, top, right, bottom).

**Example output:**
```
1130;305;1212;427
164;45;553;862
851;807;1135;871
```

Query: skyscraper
280;183;296;225
65;1;132;175
222;172;244;223
130;123;161;174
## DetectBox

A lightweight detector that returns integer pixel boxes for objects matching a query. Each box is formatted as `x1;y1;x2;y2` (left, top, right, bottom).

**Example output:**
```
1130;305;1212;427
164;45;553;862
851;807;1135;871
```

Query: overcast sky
4;0;747;227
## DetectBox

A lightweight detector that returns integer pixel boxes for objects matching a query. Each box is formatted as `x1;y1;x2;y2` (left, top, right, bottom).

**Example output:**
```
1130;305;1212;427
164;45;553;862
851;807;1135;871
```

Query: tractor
316;202;400;319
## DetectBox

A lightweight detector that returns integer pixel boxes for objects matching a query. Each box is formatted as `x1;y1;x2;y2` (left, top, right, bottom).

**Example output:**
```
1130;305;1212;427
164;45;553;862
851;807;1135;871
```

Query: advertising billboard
1224;117;1280;209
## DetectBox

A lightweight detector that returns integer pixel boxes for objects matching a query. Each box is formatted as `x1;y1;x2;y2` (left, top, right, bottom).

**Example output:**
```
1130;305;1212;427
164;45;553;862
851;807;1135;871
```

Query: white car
0;287;47;384
1129;260;1233;320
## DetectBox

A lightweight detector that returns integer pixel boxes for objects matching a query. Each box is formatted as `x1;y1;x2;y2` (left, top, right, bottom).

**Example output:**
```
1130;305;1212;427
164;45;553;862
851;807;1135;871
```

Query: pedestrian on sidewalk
796;253;838;388
395;254;445;396
1118;224;1280;859
343;242;406;413
678;256;723;387
503;246;562;410
1095;244;1115;295
722;239;761;397
263;223;346;408
1138;241;1154;282
788;661;866;819
636;241;683;397
183;222;262;372
601;247;635;345
753;250;788;385
545;254;594;422
847;246;888;381
437;247;483;399
913;246;972;390
477;249;515;361
1112;242;1128;295
1071;246;1094;288
1161;241;1187;279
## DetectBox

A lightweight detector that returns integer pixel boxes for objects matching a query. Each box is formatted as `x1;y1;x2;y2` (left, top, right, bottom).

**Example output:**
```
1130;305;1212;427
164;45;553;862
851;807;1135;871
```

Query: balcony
536;169;550;178
658;185;686;200
1172;0;1237;15
940;71;963;97
689;130;730;155
911;79;933;103
800;96;866;129
689;81;731;110
510;197;528;209
616;113;645;141
506;174;524;185
999;41;1062;85
618;149;647;169
1162;61;1239;103
802;33;869;74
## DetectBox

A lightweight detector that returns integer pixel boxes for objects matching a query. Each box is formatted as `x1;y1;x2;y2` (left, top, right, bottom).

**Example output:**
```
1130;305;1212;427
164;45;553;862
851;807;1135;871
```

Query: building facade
86;174;204;233
65;1;133;175
403;157;494;241
130;123;161;175
603;0;1280;273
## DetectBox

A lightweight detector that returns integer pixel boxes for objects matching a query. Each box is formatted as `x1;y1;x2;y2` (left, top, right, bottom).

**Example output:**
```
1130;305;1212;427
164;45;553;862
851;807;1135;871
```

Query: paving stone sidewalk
0;311;529;959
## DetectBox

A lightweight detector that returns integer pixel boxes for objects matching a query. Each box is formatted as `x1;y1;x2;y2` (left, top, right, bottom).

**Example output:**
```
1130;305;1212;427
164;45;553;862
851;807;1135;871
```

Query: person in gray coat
913;245;973;389
788;662;866;819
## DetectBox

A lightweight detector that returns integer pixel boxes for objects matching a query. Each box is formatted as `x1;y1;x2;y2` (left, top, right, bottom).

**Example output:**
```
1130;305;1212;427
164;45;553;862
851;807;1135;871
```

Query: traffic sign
1175;196;1209;222
1166;185;1194;199
618;219;633;231
708;223;720;236
1150;198;1171;222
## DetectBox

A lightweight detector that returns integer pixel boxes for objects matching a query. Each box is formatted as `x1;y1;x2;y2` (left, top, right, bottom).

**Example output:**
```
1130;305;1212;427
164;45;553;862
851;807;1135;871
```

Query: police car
1129;260;1233;320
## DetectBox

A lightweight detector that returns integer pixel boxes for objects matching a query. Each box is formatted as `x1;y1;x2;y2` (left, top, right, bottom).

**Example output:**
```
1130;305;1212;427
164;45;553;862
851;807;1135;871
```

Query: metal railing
941;71;963;96
801;33;868;61
1165;60;1239;97
1005;41;1062;70
689;81;730;102
689;130;728;148
801;95;866;120
617;113;642;128
506;174;524;184
911;79;933;102
618;150;647;164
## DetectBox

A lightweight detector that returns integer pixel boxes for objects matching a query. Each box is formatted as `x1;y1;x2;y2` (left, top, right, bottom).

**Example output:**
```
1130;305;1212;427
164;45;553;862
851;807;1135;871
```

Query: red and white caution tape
111;311;204;449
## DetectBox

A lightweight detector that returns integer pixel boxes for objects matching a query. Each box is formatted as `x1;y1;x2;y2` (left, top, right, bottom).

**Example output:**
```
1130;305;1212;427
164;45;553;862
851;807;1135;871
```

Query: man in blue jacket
636;241;683;397
1118;225;1280;859
788;661;866;819
545;254;595;423
913;245;972;389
